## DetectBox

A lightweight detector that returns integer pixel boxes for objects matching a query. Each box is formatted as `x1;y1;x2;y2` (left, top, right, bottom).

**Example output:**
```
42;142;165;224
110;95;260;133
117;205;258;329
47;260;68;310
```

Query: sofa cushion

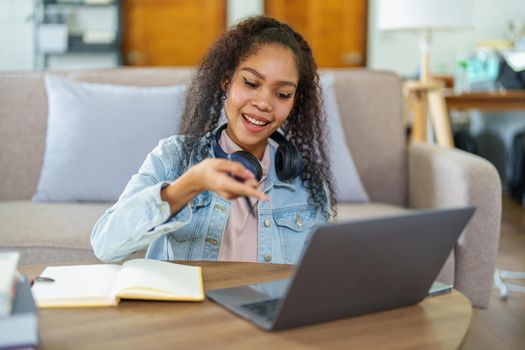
321;73;369;203
33;75;187;202
0;201;109;266
335;202;410;221
328;70;406;206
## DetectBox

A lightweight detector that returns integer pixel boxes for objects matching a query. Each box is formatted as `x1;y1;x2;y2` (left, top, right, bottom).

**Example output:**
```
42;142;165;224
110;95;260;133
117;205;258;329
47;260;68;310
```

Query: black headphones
212;123;302;182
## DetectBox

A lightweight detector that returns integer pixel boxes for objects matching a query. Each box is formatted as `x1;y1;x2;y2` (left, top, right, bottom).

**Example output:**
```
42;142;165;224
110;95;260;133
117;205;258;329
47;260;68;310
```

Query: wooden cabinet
122;0;366;68
265;0;368;68
123;0;226;66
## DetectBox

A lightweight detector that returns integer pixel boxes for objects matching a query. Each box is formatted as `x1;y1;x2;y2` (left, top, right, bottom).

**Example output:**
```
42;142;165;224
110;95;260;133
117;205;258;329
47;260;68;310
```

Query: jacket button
214;204;225;212
264;218;271;227
264;254;272;262
206;238;218;245
296;214;303;228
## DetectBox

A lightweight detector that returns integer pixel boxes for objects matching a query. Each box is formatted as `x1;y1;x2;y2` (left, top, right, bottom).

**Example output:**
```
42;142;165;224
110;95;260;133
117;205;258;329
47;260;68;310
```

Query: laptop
207;207;475;331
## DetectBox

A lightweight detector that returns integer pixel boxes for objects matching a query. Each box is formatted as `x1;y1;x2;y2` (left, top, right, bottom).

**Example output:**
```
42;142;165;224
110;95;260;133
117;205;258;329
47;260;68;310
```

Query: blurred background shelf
67;34;118;52
42;0;117;7
36;0;122;69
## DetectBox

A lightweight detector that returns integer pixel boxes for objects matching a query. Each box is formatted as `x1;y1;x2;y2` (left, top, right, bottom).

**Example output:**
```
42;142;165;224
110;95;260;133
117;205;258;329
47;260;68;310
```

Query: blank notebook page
33;264;121;303
112;259;203;299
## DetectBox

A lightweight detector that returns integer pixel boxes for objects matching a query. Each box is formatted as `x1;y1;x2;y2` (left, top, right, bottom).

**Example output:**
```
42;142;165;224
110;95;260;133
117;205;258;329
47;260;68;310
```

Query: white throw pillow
320;73;369;203
33;75;187;202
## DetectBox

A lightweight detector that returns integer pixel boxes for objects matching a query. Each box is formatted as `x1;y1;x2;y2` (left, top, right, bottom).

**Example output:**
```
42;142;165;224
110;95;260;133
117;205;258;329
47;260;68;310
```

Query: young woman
91;16;336;264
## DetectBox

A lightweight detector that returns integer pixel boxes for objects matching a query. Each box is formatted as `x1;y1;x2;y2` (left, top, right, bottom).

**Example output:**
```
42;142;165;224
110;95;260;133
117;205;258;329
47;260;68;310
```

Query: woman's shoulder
154;134;200;155
157;134;209;170
160;134;199;147
144;135;198;166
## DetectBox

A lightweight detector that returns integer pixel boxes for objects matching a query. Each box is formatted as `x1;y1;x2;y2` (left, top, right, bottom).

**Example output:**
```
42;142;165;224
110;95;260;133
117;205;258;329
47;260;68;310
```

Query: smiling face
223;44;299;160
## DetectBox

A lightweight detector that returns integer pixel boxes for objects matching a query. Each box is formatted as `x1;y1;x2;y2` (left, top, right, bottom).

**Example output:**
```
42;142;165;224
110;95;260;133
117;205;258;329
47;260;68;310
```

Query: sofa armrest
408;143;502;308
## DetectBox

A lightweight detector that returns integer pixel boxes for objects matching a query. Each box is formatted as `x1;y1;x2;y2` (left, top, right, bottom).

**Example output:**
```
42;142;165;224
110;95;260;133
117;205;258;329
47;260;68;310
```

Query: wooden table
444;90;525;111
404;82;525;148
21;261;472;350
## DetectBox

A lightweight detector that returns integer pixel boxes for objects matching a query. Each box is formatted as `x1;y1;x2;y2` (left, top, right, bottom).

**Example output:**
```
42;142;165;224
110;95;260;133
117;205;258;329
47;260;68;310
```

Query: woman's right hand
161;158;268;215
188;158;269;201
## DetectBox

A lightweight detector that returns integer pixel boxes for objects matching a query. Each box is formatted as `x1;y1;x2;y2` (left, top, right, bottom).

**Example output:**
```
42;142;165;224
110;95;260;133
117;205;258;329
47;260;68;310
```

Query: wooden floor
461;195;525;350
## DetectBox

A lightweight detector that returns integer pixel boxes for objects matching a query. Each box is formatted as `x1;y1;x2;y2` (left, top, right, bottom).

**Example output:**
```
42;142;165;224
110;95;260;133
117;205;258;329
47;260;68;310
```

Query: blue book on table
0;278;39;349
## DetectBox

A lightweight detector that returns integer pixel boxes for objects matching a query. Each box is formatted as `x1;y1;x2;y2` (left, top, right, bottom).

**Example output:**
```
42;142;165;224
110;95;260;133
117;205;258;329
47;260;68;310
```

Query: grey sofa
0;68;501;308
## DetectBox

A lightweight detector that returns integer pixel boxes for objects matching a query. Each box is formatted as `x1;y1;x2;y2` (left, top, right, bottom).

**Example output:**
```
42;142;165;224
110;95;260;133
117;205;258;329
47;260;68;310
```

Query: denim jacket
91;133;329;264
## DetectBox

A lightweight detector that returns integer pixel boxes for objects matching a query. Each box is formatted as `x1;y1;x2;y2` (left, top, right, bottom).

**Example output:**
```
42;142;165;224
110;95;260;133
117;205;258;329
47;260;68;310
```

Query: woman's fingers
215;159;255;182
195;158;269;202
244;178;259;189
215;174;269;202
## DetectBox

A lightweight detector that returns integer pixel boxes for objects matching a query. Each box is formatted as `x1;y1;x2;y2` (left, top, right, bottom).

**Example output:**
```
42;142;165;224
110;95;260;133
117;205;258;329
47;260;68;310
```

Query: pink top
218;130;270;262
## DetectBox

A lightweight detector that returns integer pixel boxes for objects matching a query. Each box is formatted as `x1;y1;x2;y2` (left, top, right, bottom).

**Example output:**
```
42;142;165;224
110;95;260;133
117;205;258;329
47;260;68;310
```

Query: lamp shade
378;0;473;31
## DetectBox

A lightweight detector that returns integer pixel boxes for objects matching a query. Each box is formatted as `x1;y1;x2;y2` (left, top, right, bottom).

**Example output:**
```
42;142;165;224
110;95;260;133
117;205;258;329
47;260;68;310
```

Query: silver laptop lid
208;207;475;331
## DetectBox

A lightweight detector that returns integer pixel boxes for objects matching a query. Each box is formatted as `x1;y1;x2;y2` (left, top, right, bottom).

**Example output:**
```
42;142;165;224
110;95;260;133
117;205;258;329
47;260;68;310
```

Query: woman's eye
242;78;258;88
276;92;293;99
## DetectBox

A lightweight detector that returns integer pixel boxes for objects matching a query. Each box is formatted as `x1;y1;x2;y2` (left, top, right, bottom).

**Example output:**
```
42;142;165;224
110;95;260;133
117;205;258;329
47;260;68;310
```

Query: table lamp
377;0;473;147
377;0;473;82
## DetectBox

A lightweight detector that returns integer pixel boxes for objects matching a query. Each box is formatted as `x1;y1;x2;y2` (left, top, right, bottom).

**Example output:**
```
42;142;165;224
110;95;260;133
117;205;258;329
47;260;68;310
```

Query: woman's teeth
243;114;269;126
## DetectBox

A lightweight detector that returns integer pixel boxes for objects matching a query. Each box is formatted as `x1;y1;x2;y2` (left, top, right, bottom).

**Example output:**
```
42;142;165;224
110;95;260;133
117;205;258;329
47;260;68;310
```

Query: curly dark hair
178;16;336;218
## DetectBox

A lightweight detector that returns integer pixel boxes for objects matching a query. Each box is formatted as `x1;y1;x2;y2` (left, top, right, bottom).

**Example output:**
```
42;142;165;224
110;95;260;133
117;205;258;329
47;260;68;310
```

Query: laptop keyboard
240;298;282;320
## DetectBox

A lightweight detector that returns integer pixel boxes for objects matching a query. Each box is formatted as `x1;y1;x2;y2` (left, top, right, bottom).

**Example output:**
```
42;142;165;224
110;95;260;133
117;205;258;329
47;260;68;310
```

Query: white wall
0;0;35;70
368;0;525;77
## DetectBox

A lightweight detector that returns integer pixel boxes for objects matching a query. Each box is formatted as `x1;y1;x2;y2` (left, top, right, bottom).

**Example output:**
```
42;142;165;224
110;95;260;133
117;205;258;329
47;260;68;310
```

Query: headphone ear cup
230;151;263;182
275;145;290;181
276;143;301;181
292;144;303;178
271;131;303;182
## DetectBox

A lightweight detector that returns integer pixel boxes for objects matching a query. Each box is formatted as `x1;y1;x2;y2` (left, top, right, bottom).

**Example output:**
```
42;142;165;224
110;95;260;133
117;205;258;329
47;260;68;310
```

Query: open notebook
32;259;204;308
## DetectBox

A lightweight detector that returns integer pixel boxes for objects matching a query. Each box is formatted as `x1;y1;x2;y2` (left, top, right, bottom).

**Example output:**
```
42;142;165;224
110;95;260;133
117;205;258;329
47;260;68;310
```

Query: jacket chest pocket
274;207;321;264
